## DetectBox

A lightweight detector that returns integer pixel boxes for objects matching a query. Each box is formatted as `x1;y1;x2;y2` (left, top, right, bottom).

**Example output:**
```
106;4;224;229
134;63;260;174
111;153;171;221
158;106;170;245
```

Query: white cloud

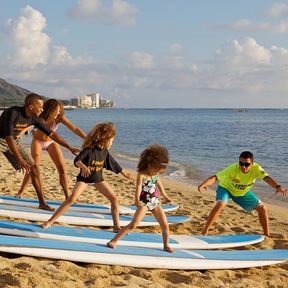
196;38;288;94
4;5;92;69
267;3;288;17
215;38;272;69
5;5;51;68
227;19;288;33
51;46;93;66
69;0;102;18
230;19;272;31
2;6;288;107
270;45;288;65
169;43;183;54
130;52;154;69
69;0;138;26
109;0;138;25
277;21;288;32
51;46;73;65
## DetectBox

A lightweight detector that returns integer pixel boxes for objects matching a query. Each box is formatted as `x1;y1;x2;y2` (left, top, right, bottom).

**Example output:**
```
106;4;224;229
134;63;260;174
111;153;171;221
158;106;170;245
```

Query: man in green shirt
198;151;287;237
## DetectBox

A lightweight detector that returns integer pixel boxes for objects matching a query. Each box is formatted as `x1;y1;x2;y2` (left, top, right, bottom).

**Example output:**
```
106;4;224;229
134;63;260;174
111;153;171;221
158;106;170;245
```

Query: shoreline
24;133;288;209
0;152;287;287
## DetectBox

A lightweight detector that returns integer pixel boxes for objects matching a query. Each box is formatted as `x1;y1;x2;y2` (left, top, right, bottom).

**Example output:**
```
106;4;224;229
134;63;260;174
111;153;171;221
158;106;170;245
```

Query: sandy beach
0;152;287;288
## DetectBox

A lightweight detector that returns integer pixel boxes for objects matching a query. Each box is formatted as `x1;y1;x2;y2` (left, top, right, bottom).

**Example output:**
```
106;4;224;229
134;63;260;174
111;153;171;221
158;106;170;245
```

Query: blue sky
1;0;288;108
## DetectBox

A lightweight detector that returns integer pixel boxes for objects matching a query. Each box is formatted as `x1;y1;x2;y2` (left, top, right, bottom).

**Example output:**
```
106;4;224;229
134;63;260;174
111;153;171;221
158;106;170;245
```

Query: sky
1;0;288;108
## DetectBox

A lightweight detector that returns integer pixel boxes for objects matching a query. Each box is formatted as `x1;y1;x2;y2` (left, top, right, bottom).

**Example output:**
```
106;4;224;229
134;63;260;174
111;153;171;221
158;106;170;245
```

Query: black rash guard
0;106;52;139
74;147;122;183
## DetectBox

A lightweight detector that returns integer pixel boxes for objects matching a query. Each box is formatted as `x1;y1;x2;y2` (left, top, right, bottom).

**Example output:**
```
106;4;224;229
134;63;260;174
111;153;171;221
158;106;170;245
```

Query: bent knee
255;203;267;212
66;196;78;205
216;201;227;209
128;223;138;230
110;196;119;205
30;163;40;174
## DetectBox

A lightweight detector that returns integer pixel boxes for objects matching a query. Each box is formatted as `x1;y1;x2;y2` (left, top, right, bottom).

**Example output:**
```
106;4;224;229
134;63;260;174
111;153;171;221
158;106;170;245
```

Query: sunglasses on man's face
239;161;252;167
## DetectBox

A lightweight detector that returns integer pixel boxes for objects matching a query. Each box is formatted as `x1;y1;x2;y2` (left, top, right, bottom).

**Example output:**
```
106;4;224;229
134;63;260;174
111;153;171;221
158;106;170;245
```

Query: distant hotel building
76;93;114;108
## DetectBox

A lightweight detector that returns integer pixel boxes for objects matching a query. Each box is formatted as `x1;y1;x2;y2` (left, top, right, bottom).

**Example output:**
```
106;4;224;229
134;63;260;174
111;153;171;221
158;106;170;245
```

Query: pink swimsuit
35;121;59;151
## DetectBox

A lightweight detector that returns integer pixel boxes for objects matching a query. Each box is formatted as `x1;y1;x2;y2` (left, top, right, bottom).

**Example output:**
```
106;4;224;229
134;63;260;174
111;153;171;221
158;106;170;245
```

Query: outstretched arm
198;175;218;192
60;116;87;139
120;169;135;182
263;176;288;196
49;131;80;155
157;178;172;204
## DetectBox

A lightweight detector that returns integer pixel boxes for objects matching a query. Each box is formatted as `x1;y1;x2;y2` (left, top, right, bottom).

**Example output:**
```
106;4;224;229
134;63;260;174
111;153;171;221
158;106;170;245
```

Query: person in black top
41;122;134;231
0;93;79;210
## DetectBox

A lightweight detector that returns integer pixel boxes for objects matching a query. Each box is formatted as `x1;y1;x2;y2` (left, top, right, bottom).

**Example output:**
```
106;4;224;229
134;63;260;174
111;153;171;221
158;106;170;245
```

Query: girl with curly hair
107;144;174;253
41;122;134;232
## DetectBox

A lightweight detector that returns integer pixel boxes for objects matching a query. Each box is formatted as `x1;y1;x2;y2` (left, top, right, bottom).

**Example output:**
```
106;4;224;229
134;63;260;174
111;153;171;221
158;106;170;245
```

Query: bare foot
15;193;23;199
164;245;175;253
107;241;116;248
40;222;51;229
201;230;208;236
38;204;55;211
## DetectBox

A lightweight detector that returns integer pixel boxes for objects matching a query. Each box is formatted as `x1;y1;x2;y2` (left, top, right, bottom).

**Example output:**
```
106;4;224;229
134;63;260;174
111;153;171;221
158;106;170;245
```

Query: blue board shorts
216;186;262;213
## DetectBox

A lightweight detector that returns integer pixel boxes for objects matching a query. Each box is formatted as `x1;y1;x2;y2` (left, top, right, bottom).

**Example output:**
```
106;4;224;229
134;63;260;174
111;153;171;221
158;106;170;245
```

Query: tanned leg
202;201;226;235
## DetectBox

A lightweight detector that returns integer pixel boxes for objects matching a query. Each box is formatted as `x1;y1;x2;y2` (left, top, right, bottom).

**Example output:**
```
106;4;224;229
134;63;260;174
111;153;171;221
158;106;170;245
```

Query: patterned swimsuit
140;175;159;211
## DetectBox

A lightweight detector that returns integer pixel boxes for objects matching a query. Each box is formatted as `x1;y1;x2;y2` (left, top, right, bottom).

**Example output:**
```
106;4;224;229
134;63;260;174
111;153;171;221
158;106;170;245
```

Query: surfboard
0;195;179;214
0;204;190;227
0;234;286;270
0;220;265;249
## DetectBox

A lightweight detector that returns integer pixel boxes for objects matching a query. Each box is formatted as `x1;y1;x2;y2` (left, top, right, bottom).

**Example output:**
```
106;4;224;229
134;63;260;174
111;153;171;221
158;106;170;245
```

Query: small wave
169;169;186;178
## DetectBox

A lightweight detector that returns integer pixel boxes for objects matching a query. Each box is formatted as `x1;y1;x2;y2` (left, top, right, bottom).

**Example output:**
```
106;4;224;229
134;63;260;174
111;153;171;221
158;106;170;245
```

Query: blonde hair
82;122;116;149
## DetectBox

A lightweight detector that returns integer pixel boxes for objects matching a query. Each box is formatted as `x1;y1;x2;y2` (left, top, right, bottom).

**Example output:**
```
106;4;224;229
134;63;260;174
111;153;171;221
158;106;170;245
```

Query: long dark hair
40;99;64;121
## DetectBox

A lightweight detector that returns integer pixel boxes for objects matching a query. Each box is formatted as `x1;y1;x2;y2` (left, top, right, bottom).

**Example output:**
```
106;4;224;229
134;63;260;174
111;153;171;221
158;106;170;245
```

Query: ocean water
53;108;288;206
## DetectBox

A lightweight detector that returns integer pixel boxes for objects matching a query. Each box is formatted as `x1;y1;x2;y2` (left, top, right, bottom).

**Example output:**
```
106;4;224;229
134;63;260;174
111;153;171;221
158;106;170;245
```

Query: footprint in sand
231;227;246;233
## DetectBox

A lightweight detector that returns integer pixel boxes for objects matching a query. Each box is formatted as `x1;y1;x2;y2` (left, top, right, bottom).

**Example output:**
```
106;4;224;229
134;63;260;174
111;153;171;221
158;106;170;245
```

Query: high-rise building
76;93;114;108
77;95;92;108
88;93;100;108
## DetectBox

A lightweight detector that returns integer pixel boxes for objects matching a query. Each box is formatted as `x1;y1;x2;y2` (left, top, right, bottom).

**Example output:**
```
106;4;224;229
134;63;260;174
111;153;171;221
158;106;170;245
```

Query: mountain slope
0;78;33;107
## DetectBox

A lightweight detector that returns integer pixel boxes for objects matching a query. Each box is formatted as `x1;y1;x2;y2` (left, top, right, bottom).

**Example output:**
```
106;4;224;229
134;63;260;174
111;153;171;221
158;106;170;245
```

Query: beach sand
0;152;287;288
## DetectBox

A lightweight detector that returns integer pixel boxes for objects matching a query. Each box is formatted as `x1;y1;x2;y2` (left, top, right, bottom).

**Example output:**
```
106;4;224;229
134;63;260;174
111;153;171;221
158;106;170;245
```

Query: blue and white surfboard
0;195;179;214
0;220;265;249
0;204;190;227
0;234;286;270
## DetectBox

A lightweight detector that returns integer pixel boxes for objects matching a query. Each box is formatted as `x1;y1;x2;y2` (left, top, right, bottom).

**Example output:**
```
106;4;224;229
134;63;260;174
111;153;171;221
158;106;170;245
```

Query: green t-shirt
216;162;269;196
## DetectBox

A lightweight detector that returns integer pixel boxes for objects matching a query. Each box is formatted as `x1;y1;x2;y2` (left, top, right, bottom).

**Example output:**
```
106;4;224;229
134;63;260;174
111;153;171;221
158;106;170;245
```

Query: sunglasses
239;161;252;167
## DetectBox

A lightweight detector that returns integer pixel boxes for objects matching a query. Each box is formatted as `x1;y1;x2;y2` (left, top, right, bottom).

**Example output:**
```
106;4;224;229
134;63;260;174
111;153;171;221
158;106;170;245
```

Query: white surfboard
0;220;265;249
0;234;286;270
0;195;179;214
0;204;190;227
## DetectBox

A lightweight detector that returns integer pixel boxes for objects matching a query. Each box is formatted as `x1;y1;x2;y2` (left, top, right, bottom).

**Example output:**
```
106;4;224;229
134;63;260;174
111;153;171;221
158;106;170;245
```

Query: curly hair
137;144;169;172
82;122;116;149
40;99;64;121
